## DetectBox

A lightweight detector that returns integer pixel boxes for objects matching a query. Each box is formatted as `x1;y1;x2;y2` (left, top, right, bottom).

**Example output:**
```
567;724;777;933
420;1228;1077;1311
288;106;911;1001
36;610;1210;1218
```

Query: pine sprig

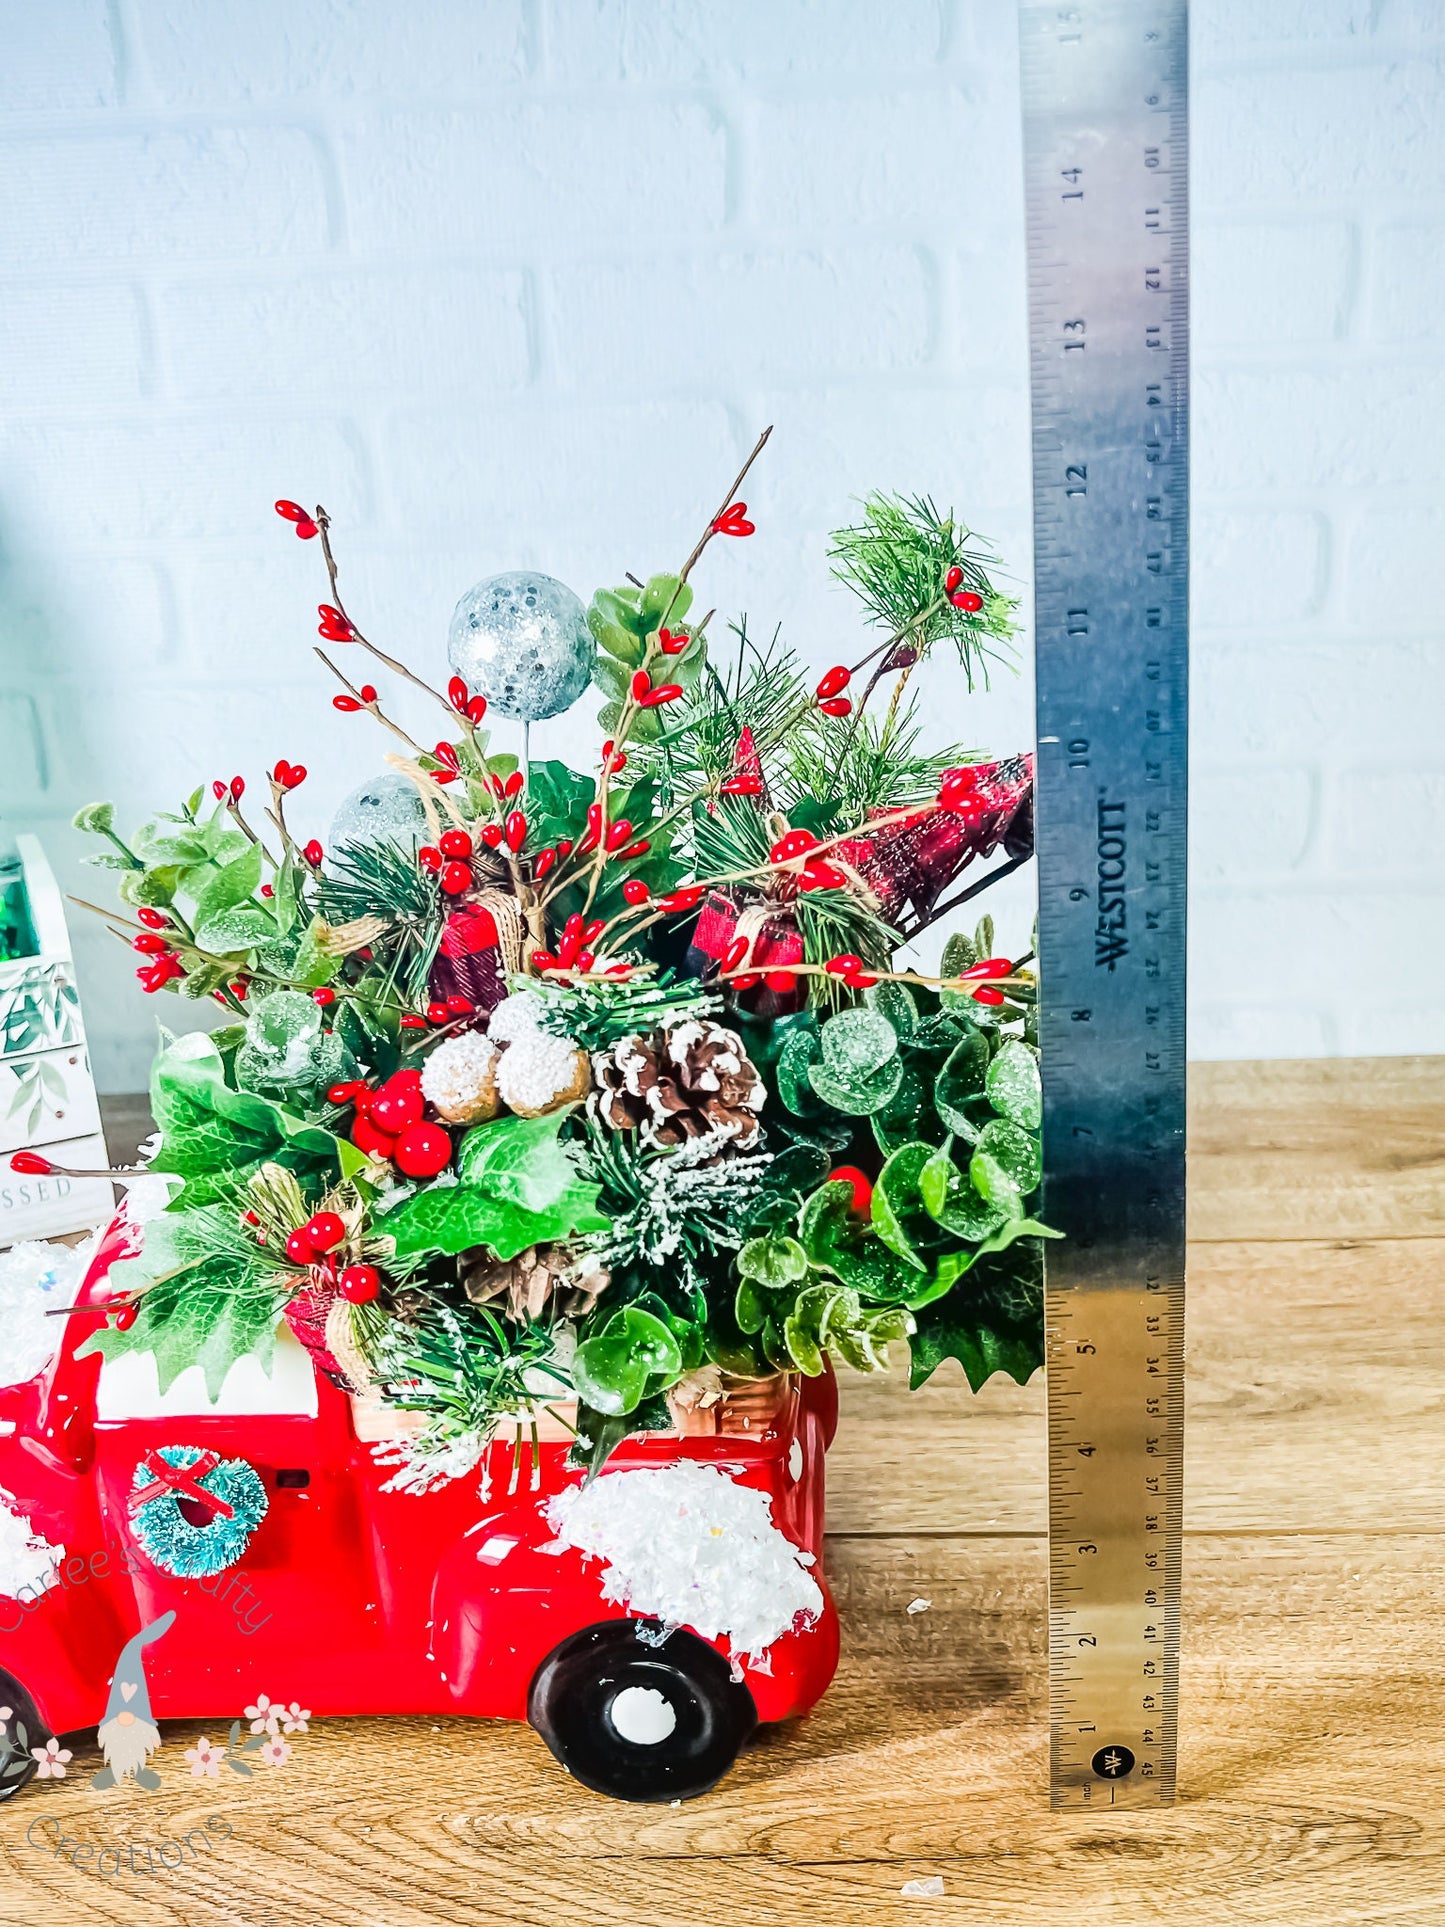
525;969;720;1051
784;699;980;824
627;618;808;803
828;493;1018;690
314;839;445;1003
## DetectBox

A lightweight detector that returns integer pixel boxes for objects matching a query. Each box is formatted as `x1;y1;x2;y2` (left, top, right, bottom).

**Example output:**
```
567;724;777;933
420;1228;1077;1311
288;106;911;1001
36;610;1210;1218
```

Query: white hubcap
609;1684;677;1745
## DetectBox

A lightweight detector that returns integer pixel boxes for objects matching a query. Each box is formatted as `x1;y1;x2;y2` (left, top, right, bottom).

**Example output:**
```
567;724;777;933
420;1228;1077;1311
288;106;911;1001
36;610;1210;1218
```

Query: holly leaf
907;1245;1046;1391
76;1212;289;1399
148;1031;362;1206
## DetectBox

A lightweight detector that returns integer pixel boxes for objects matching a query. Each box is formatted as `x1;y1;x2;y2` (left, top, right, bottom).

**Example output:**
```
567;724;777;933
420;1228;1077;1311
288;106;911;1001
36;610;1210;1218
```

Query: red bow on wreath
128;1449;235;1521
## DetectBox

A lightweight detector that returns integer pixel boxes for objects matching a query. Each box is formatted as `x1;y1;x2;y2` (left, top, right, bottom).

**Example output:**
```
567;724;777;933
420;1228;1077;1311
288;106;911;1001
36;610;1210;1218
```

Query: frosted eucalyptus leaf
977;1117;1042;1193
940;930;977;975
986;1039;1042;1130
777;1028;825;1115
808;1054;904;1116
818;1007;898;1079
971;1147;1023;1216
936;1030;990;1131
865;980;917;1042
920;1144;1007;1241
871;1062;932;1154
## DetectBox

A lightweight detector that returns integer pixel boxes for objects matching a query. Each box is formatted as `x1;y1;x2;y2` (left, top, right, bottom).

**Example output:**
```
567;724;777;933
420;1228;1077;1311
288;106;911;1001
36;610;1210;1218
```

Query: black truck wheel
528;1620;757;1803
0;1669;52;1802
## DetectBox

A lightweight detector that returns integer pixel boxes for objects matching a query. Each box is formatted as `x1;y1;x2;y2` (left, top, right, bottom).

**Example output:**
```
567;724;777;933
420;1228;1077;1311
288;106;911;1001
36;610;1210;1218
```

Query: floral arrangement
63;431;1053;1489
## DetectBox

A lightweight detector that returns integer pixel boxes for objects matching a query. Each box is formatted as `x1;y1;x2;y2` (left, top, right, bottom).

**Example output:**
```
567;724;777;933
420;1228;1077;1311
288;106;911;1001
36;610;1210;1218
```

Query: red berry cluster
814;665;852;718
275;499;319;540
944;564;984;614
823;953;879;991
131;921;185;994
448;676;489;726
766;826;846;894
532;911;606;975
418;826;479;897
936;765;987;820
328;1069;452;1177
273;1206;381;1305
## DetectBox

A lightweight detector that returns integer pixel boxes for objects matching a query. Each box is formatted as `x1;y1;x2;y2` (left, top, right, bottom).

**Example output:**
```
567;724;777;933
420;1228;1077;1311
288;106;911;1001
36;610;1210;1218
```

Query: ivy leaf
381;1172;607;1265
76;1211;289;1399
148;1031;361;1206
986;1039;1042;1130
457;1111;593;1211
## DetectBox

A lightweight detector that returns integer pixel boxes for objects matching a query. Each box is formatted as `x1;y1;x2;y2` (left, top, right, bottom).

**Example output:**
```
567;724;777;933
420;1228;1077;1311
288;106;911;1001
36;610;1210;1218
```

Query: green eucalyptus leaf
735;1279;768;1335
640;573;692;632
986;1039;1042;1130
573;1308;683;1417
737;1234;809;1288
782;1310;826;1376
919;1143;1007;1241
970;1148;1022;1216
870;1142;935;1269
592;654;632;704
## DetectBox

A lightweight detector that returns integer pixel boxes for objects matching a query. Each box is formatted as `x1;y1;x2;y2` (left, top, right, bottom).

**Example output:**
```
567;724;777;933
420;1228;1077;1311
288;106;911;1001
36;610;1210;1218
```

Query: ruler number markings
1021;0;1189;1811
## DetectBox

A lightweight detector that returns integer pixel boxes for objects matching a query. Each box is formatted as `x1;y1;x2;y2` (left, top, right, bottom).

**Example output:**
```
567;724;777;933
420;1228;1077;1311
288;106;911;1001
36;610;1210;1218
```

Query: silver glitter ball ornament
447;571;594;723
328;771;429;855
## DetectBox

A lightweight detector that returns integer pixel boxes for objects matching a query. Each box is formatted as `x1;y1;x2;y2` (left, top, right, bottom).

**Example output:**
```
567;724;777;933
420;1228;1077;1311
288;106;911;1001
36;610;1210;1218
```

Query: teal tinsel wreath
129;1446;269;1579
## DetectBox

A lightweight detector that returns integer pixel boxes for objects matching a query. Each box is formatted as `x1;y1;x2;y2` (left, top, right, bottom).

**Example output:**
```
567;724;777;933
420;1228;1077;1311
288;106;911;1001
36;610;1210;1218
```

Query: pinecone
460;1244;607;1322
591;1020;765;1149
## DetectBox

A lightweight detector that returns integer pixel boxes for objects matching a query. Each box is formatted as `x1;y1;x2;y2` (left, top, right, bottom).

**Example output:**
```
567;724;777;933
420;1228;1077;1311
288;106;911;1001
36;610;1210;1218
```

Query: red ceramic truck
0;1219;840;1802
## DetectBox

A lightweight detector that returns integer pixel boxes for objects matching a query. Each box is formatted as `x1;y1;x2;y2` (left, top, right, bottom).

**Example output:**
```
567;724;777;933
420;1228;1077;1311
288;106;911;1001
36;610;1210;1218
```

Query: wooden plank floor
2;1057;1442;1926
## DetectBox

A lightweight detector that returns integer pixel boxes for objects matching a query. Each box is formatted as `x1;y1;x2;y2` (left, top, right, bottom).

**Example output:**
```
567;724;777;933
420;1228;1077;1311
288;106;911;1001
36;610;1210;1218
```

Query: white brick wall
1;0;1441;1088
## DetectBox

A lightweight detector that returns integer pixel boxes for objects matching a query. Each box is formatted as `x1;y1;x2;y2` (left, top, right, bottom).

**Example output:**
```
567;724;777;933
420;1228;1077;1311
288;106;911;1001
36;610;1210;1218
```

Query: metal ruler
1020;1;1189;1808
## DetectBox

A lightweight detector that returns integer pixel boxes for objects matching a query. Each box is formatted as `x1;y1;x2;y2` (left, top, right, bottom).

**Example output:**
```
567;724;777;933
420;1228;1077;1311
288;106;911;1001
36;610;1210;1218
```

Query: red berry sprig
275;499;319;540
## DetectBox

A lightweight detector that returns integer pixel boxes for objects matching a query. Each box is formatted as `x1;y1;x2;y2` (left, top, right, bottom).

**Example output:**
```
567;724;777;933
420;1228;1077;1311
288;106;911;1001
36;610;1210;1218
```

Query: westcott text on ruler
1019;0;1189;1810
